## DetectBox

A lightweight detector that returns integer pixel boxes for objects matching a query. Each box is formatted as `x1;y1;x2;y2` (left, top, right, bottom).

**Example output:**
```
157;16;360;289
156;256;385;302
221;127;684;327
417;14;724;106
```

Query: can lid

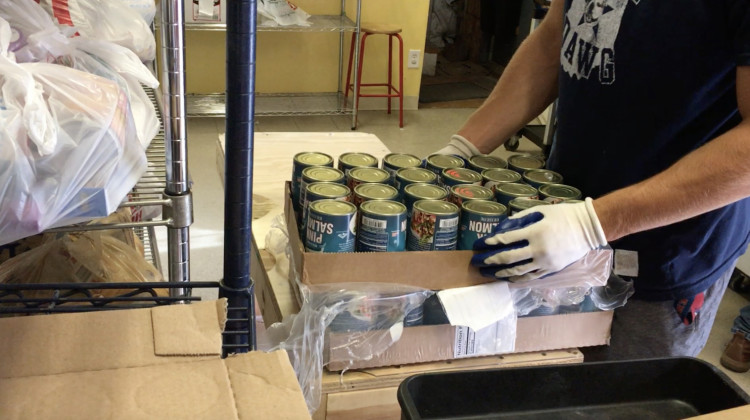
295;151;333;166
339;152;378;167
508;154;545;170
354;183;398;200
349;167;390;183
523;169;563;185
397;167;438;183
413;199;459;215
302;166;345;182
509;198;551;211
361;199;407;216
496;183;538;196
462;200;507;215
310;199;357;215
442;167;483;183
307;182;350;198
404;183;448;200
384;153;422;169
426;154;465;169
451;185;495;200
539;183;582;200
469;155;508;170
482;168;522;183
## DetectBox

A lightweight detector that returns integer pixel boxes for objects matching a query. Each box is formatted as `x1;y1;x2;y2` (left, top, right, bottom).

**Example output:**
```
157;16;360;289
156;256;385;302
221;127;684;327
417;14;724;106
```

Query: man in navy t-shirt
436;0;750;360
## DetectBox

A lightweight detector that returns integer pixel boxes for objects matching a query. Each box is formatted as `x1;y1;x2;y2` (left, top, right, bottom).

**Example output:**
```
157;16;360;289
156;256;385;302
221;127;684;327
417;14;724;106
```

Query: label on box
454;326;478;357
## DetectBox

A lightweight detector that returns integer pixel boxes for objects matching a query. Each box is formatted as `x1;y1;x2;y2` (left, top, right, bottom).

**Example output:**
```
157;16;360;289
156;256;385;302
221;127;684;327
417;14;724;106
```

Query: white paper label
614;249;639;277
454;326;478;357
198;0;216;17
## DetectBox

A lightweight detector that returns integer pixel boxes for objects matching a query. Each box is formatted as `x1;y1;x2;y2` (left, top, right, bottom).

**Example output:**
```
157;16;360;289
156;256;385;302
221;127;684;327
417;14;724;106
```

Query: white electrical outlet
408;49;420;69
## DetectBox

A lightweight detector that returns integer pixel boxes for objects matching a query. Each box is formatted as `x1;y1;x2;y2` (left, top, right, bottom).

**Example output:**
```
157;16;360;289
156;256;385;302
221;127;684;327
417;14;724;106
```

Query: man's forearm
456;0;564;154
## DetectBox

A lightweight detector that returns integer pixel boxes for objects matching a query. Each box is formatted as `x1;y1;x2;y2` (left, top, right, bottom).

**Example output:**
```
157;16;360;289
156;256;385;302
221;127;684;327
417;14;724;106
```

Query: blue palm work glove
471;198;607;282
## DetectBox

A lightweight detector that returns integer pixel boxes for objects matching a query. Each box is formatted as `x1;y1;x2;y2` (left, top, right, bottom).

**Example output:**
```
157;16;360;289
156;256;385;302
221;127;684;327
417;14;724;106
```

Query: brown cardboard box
0;299;310;419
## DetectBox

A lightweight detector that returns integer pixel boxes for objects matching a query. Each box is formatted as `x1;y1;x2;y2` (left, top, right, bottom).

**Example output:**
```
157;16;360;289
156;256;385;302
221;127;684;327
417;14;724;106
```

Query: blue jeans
731;304;750;339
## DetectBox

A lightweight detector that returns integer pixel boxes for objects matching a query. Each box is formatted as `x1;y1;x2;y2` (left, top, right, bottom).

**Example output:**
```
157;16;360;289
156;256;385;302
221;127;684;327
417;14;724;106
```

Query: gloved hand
433;134;481;160
471;198;607;282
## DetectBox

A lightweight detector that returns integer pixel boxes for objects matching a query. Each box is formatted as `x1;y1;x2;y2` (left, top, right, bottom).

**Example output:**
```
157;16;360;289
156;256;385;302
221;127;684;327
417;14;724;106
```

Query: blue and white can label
407;200;459;251
305;200;357;253
357;200;407;252
458;200;507;250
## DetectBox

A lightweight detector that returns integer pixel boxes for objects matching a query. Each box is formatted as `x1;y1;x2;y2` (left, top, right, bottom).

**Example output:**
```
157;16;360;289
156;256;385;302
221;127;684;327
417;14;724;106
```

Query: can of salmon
292;151;334;213
305;200;357;253
338;152;378;175
394;167;438;198
458;200;507;250
302;182;351;233
495;183;539;207
448;184;495;207
508;198;551;215
424;154;465;180
382;153;422;184
441;167;483;190
352;183;399;208
507;154;545;174
347;167;391;195
538;183;583;204
407;200;460;251
481;168;523;191
468;155;508;172
403;183;448;221
522;169;564;190
357;200;408;252
299;166;346;210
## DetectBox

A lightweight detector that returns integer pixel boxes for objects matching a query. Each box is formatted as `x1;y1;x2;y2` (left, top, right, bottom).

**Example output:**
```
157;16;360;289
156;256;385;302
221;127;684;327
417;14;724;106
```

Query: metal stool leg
354;32;368;129
344;32;356;102
396;33;404;128
387;34;393;115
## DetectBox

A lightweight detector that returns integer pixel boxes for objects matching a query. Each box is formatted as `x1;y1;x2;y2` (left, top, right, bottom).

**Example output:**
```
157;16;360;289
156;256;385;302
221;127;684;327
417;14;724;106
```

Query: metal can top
482;168;522;184
339;152;378;168
426;154;465;170
307;182;351;198
302;166;345;182
442;167;483;184
539;183;583;200
413;199;459;215
396;167;438;183
349;167;391;184
383;153;422;169
404;183;448;200
462;200;507;216
309;199;357;215
523;169;563;186
360;199;407;216
496;183;538;197
508;154;545;171
354;183;399;200
294;151;333;166
509;198;551;212
469;155;508;171
451;185;495;201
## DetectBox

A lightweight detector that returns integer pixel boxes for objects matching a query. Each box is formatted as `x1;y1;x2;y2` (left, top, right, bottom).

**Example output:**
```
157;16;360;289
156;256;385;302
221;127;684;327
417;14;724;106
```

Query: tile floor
173;108;750;394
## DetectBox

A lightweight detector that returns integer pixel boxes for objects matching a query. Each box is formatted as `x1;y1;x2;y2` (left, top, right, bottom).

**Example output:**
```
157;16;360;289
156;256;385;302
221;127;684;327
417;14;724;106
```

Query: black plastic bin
397;357;750;419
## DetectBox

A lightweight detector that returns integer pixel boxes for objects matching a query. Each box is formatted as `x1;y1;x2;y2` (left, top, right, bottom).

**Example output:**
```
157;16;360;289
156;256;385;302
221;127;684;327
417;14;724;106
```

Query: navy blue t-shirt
546;0;750;300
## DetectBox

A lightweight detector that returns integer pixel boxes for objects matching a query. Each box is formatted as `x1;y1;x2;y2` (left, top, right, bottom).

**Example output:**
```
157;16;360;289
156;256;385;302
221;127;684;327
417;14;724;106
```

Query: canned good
353;183;399;208
482;168;523;191
305;200;357;253
292;151;334;212
403;183;448;221
329;291;423;332
508;198;551;215
468;155;508;172
424;154;465;180
347;167;391;194
357;200;407;252
448;184;495;207
507;154;545;174
338;152;378;175
407;200;460;251
382;153;422;183
302;182;351;233
394;167;438;198
495;183;539;207
523;169;564;190
539;183;583;204
441;167;483;189
459;200;507;250
299;166;346;210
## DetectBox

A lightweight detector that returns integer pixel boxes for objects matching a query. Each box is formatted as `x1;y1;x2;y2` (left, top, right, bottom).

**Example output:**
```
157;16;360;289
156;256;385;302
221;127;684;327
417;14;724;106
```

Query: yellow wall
185;0;429;99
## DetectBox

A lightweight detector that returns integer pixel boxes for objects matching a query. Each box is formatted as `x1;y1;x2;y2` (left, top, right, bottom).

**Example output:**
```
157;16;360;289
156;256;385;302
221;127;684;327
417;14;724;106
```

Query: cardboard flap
152;300;226;356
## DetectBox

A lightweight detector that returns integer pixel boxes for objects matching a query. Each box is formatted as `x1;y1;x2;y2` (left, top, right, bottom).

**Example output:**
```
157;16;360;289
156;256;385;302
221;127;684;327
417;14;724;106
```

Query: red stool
345;23;404;128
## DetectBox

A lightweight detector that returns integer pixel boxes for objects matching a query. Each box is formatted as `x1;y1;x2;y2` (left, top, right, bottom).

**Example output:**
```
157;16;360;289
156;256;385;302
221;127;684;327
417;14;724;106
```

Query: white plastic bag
258;0;311;27
117;0;157;25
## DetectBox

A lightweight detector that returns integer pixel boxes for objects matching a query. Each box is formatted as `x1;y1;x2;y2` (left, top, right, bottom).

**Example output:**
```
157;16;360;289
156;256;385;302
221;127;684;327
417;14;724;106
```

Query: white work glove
433;134;481;160
471;198;607;282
